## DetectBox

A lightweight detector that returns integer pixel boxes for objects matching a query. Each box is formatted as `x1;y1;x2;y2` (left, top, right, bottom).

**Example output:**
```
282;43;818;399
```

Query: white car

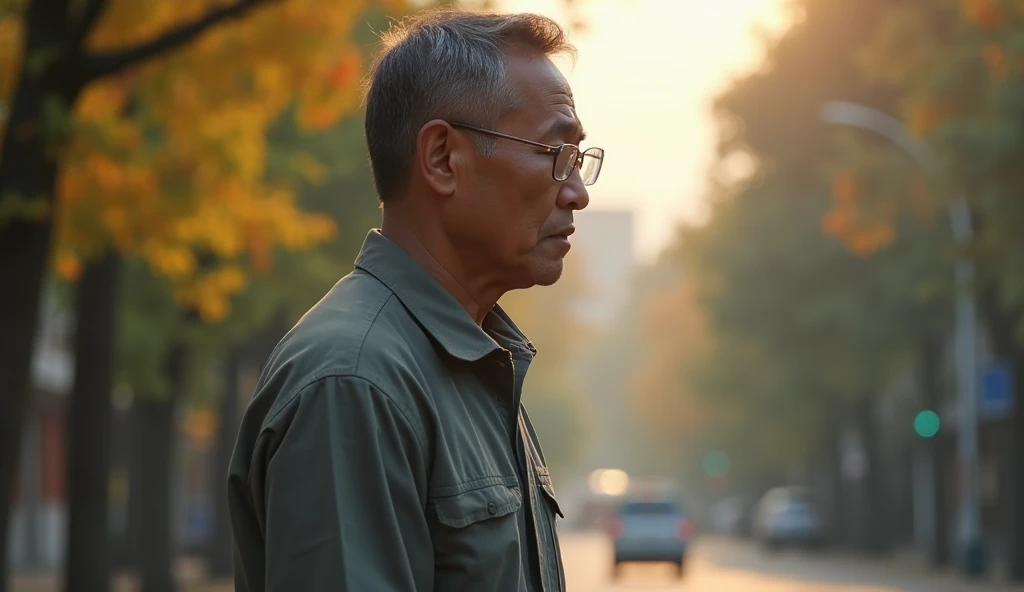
752;486;824;551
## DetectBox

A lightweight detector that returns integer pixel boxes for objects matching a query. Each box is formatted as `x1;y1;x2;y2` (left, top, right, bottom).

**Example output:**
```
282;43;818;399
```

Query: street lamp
819;101;982;576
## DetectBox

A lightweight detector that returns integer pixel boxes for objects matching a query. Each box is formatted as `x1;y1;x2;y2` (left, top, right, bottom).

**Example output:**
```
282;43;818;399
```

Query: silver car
608;498;694;579
752;486;824;550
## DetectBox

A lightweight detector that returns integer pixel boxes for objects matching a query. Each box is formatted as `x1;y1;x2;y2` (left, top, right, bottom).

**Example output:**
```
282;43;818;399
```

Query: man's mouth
547;225;576;240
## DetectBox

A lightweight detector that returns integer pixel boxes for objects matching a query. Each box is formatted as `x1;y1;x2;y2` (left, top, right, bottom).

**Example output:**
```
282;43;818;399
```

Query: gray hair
363;9;576;202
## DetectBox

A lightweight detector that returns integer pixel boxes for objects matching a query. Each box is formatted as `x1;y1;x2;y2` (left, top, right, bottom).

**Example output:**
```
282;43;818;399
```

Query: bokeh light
914;410;941;438
588;468;630;496
702;450;731;477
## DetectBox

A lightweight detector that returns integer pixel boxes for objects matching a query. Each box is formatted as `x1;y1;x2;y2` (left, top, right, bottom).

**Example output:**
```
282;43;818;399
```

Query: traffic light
702;450;730;477
914;409;940;438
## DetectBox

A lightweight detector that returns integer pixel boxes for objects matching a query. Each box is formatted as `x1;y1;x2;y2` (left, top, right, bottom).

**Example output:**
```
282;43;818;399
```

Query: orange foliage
907;173;936;224
847;225;895;256
961;0;1003;28
831;172;857;205
0;0;404;323
823;171;898;257
981;43;1012;81
821;209;853;238
908;100;958;137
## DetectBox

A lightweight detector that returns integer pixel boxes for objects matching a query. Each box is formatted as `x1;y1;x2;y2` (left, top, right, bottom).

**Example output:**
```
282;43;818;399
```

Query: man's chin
531;259;564;287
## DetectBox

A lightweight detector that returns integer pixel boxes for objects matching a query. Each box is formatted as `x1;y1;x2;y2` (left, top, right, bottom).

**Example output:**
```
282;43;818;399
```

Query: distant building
567;209;636;328
564;209;639;479
9;287;73;570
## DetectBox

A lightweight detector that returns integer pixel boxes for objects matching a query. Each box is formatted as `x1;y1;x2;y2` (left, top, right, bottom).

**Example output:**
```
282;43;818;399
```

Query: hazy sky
491;0;791;261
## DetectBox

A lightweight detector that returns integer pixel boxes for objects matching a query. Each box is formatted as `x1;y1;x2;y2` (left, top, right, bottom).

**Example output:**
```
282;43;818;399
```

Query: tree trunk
63;252;122;592
859;396;889;554
116;406;145;571
979;288;1024;580
919;335;950;566
206;349;241;577
0;86;68;592
826;429;847;548
205;312;287;575
138;346;188;592
1010;357;1024;581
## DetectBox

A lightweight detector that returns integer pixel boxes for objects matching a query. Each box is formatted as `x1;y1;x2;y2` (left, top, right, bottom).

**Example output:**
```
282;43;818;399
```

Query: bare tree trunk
63;252;122;592
980;288;1024;581
206;349;241;577
0;80;72;592
138;346;188;592
859;396;889;555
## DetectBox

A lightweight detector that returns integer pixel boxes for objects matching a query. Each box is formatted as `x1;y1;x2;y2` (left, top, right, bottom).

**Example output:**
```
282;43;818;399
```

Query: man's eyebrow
547;119;587;143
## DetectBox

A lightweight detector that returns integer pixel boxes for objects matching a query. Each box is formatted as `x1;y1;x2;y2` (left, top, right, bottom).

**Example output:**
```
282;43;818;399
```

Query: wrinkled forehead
501;50;581;137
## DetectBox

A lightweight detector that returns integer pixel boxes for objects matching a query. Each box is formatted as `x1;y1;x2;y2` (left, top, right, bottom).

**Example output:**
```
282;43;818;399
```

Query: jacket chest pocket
429;478;525;587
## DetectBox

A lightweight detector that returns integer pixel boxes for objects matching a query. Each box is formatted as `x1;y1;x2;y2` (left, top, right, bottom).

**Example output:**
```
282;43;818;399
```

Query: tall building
567;208;636;328
565;209;639;489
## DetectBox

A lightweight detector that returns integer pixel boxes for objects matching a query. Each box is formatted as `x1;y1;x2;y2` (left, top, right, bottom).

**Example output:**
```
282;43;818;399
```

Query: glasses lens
554;145;579;181
581;148;604;186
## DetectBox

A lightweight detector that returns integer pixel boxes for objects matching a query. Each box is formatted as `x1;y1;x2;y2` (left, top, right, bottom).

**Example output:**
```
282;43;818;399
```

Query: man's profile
227;8;603;591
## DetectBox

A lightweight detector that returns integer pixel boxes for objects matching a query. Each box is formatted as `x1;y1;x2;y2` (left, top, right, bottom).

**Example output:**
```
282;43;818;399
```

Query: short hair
363;9;576;202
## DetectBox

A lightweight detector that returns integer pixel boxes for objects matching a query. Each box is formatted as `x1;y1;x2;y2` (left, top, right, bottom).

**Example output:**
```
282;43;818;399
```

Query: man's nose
557;169;590;211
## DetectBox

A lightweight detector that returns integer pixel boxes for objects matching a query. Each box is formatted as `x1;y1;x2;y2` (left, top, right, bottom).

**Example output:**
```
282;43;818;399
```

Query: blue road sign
979;363;1014;419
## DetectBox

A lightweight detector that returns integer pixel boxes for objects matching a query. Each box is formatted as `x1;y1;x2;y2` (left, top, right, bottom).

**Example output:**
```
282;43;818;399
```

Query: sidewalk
12;558;230;592
695;535;1024;592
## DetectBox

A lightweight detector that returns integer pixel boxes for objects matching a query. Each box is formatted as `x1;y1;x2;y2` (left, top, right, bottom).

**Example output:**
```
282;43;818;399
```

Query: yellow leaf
55;252;82;282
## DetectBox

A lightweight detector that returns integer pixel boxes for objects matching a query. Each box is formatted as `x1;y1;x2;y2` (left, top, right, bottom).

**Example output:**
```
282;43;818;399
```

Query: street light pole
819;100;983;576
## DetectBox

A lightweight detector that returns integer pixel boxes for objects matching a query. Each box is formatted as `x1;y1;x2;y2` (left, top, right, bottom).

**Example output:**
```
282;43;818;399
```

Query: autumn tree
833;0;1024;577
630;0;953;552
0;0;405;589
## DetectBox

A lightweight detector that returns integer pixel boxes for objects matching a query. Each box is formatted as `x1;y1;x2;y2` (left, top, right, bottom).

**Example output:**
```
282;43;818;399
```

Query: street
11;533;1024;591
561;532;1022;592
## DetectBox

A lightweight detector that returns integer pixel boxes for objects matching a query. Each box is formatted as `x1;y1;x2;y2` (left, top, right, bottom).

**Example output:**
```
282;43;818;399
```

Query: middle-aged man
228;8;604;592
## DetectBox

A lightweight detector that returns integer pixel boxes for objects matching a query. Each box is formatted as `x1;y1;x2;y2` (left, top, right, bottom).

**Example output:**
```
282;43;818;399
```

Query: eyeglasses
449;122;604;186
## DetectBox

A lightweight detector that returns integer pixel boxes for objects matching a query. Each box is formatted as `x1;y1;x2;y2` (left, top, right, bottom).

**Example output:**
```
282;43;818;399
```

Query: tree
62;252;122;592
839;0;1024;576
629;0;953;551
0;0;407;588
0;1;371;582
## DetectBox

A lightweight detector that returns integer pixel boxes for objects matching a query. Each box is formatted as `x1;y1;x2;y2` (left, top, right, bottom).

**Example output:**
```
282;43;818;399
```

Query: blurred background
3;0;1024;590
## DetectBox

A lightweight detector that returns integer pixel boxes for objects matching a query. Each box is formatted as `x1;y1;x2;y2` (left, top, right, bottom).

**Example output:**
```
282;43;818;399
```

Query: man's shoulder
254;269;441;422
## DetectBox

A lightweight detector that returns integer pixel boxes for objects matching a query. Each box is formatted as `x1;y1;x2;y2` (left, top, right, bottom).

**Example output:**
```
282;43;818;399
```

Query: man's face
443;50;591;289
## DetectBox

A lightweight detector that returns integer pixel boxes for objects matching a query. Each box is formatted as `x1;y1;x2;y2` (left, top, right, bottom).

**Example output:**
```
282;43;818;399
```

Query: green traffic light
914;410;940;438
702;450;731;477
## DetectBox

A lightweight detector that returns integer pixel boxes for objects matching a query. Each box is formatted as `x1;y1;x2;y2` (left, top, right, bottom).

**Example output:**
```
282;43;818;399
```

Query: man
228;8;603;591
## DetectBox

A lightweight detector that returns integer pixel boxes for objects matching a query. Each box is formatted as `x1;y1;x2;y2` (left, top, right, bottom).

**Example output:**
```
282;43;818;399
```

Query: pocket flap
433;484;523;528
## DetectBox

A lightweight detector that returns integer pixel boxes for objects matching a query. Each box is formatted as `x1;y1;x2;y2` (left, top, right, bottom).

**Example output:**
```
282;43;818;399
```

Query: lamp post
819;100;983;576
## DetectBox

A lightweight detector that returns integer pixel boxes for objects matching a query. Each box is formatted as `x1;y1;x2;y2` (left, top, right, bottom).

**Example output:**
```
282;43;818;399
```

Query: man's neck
380;216;501;326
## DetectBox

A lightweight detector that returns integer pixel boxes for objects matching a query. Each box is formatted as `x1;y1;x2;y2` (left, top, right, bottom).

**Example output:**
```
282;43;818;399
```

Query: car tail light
677;518;695;540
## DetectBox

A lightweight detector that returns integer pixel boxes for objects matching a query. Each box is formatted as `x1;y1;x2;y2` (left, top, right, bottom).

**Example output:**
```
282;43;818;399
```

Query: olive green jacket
228;230;566;591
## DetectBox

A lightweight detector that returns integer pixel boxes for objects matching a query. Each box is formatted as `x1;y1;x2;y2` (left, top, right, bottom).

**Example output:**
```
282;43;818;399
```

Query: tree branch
80;0;273;83
68;0;108;52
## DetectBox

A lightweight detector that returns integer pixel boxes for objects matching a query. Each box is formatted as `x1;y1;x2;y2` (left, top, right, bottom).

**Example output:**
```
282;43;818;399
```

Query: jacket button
487;502;498;515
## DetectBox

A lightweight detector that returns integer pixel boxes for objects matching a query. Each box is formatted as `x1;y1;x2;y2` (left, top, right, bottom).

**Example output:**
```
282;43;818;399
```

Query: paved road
562;531;1022;592
13;532;1022;591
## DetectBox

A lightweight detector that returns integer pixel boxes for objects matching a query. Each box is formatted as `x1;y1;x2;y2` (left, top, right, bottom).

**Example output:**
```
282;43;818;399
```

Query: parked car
752;486;824;551
607;497;694;579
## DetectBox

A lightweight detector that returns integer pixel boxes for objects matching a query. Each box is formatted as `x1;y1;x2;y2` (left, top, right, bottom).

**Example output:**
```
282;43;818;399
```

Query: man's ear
416;119;467;197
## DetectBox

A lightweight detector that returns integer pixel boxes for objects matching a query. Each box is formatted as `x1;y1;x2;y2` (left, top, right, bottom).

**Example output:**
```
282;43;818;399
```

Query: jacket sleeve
253;375;432;591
